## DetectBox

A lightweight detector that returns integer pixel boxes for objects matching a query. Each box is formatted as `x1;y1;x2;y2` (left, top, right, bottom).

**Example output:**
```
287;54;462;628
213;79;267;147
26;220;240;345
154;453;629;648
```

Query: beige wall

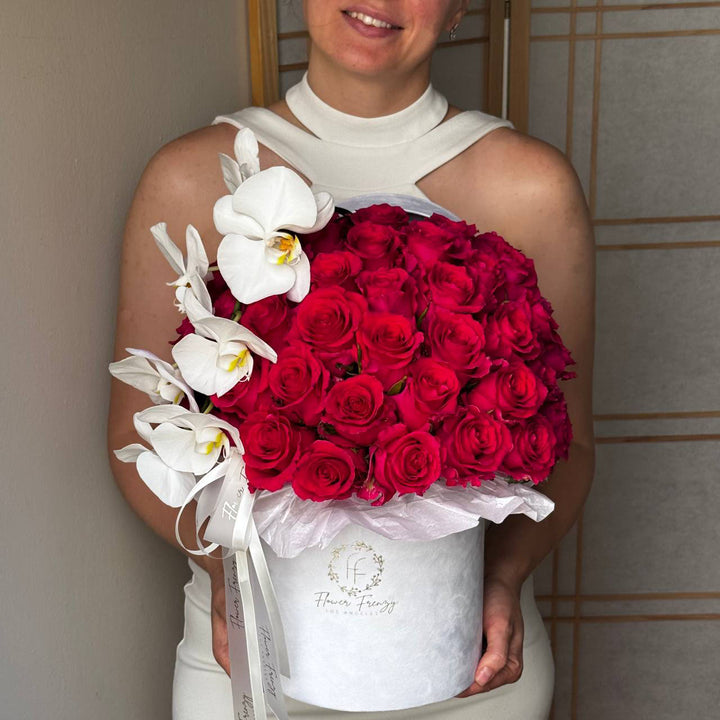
0;1;249;717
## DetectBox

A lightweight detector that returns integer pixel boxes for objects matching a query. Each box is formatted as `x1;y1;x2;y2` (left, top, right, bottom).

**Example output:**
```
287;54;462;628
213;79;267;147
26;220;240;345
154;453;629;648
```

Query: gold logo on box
327;540;384;597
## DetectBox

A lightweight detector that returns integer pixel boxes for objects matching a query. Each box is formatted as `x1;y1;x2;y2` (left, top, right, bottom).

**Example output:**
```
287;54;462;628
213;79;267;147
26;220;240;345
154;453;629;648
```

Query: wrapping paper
253;477;554;558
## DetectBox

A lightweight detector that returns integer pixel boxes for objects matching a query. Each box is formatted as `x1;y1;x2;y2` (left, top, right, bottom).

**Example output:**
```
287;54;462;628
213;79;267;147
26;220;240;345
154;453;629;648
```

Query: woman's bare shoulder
132;123;238;240
452;127;590;246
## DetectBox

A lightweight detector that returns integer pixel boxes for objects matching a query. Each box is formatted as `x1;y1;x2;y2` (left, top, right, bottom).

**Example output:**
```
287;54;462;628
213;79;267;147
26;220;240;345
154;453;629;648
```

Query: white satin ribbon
175;453;290;720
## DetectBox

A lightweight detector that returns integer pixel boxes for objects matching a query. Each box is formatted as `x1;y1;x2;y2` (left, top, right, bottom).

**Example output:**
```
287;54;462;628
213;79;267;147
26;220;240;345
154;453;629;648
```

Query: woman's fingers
456;579;525;697
478;612;524;692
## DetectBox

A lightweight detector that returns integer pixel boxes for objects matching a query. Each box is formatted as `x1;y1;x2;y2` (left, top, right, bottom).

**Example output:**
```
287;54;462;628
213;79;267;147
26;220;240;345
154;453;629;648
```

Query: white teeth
347;11;394;29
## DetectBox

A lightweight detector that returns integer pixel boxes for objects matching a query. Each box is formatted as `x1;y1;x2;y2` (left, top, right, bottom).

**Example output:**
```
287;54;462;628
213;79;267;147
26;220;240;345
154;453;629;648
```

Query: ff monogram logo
327;540;384;597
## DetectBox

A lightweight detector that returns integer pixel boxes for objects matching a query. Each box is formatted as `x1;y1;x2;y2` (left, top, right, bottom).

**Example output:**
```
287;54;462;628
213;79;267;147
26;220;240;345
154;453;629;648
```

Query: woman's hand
206;559;232;677
457;575;524;697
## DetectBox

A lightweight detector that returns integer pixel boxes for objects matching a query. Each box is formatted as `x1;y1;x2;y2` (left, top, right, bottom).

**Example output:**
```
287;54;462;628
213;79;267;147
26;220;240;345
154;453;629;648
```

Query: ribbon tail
224;551;268;720
249;522;291;678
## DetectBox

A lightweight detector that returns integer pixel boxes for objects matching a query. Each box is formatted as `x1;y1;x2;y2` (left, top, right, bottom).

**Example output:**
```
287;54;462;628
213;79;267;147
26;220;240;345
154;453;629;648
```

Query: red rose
212;357;272;420
439;406;513;486
302;213;352;257
394;358;460;430
241;294;292;351
292;287;367;371
467;361;548;421
373;424;441;500
322;374;394;446
424;306;491;383
405;220;457;270
311;251;363;290
483;298;541;361
357;313;423;389
352;203;408;227
214;289;237;319
541;389;573;460
268;343;329;426
240;412;310;492
356;268;421;320
173;316;195;343
474;233;540;303
345;221;400;270
292;440;359;501
207;269;230;300
531;338;577;385
502;415;557;484
405;218;473;270
529;296;558;342
467;360;548;421
429;214;478;243
426;260;495;313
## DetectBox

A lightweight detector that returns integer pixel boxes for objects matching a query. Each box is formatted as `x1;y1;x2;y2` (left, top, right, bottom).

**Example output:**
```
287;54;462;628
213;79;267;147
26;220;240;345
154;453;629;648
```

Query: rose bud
394;358;460;430
311;251;363;291
356;312;423;389
292;440;359;501
322;374;395;446
291;287;367;372
345;221;401;271
240;412;312;492
438;406;513;486
424;306;491;383
467;360;548;422
501;415;558;484
373;424;441;499
268;343;329;426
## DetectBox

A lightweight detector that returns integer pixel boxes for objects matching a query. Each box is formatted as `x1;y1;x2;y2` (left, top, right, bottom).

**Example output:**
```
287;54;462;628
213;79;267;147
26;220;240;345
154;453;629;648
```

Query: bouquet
109;129;574;718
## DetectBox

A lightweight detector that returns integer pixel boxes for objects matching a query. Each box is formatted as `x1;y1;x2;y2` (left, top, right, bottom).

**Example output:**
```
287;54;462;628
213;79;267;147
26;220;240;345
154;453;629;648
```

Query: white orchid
114;442;196;507
109;348;199;412
213;164;334;304
218;127;261;193
133;405;242;476
114;405;242;505
172;314;277;397
151;222;213;316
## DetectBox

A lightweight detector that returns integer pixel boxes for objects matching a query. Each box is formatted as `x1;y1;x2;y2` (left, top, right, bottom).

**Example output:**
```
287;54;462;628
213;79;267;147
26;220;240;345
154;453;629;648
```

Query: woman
108;1;595;717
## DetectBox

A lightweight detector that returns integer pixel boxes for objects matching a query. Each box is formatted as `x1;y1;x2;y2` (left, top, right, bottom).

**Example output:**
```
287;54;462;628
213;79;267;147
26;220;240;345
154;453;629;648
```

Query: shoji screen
527;2;720;718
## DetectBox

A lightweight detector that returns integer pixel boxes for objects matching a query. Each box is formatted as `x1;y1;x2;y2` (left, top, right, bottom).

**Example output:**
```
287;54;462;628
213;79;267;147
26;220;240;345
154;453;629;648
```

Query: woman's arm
456;133;596;695
107;125;236;569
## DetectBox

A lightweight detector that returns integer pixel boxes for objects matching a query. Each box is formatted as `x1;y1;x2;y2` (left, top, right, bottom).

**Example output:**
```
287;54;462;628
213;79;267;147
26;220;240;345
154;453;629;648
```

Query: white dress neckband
285;73;449;148
213;78;513;203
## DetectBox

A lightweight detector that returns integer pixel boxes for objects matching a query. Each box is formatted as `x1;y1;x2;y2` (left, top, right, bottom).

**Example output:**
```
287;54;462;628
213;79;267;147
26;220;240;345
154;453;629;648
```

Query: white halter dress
172;75;554;720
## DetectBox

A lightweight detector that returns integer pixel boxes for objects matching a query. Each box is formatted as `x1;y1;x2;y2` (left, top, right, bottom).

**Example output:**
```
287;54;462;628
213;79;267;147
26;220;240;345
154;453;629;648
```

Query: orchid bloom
172;313;277;397
115;405;242;507
109;348;199;412
214;163;334;304
150;222;213;316
218;127;261;193
114;443;196;507
133;405;242;477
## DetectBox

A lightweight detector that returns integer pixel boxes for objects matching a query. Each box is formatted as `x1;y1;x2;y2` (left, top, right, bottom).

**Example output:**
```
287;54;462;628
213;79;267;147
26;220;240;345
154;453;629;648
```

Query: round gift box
264;521;485;711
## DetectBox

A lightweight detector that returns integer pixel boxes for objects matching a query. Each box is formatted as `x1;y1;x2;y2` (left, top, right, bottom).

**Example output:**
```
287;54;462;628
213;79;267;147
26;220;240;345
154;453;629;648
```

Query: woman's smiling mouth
342;8;403;31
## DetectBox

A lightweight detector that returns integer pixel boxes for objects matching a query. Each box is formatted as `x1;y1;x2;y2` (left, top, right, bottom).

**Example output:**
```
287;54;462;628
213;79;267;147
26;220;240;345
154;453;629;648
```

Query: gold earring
449;23;459;41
